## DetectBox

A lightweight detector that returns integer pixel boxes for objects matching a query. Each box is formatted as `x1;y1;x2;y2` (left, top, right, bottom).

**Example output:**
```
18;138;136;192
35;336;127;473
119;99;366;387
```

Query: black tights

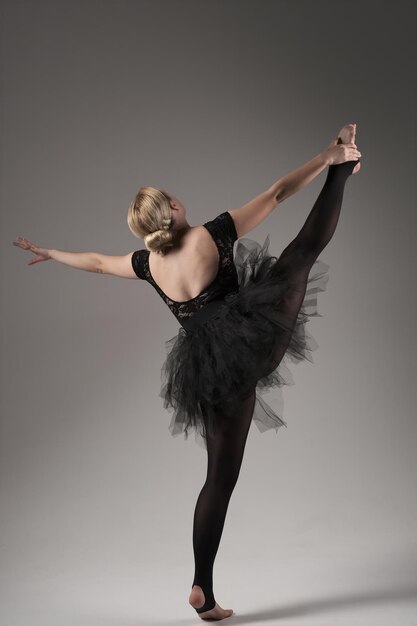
191;158;359;613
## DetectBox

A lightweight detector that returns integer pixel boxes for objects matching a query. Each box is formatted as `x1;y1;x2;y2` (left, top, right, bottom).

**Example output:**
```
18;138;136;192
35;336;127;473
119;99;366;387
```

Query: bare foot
189;585;234;620
337;123;361;174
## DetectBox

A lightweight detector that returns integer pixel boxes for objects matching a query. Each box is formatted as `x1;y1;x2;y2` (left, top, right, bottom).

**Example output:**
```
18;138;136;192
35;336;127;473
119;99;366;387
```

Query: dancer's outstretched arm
11;238;139;279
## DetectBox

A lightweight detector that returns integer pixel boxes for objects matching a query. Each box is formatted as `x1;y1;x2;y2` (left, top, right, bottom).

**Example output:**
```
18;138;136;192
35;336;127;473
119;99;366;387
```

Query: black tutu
159;235;329;449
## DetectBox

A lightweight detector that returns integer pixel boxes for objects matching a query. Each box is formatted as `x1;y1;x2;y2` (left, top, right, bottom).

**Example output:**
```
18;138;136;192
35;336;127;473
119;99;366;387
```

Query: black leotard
131;211;240;327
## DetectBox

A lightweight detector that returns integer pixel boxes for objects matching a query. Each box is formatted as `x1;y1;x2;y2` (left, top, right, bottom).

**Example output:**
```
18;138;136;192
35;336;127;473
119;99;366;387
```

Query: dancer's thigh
204;389;256;490
270;244;316;368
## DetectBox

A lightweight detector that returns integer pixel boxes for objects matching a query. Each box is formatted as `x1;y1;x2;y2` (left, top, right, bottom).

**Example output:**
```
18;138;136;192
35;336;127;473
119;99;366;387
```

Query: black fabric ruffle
159;235;330;449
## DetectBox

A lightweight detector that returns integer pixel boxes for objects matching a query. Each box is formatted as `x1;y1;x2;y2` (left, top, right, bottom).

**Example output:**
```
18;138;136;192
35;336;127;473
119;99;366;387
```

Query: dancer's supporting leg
189;389;256;619
271;157;360;369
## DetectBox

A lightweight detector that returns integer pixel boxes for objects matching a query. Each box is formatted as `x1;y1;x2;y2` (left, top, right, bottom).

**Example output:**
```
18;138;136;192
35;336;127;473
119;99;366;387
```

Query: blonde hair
127;186;179;256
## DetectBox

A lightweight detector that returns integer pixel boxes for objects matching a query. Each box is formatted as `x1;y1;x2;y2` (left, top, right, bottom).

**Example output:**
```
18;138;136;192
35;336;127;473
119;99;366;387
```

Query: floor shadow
72;583;417;626
226;584;417;624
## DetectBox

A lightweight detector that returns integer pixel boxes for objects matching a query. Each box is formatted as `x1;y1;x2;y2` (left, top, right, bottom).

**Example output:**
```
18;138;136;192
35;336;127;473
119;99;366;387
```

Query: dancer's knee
206;465;241;495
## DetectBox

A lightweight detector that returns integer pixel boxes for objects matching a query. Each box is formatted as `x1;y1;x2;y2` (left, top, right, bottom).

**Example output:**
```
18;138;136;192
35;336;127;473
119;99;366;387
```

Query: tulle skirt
159;235;330;449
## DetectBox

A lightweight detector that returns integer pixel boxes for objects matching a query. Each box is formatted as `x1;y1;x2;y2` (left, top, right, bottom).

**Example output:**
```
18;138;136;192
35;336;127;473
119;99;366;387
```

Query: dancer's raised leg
270;147;360;369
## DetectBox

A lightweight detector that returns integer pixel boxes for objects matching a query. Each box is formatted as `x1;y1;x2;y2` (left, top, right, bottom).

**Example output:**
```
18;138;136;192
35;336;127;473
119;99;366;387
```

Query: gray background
1;1;416;624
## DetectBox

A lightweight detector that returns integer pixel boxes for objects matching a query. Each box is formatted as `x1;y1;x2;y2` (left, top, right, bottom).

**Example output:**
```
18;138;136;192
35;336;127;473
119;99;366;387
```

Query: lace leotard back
131;211;239;326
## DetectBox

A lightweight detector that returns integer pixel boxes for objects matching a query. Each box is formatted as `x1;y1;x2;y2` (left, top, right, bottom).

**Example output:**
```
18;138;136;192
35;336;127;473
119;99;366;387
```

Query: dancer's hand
324;138;361;166
12;236;52;265
324;123;362;173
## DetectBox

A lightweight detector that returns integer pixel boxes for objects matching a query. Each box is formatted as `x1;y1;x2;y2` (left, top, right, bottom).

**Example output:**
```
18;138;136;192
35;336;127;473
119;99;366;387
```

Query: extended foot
337;123;361;174
189;585;234;620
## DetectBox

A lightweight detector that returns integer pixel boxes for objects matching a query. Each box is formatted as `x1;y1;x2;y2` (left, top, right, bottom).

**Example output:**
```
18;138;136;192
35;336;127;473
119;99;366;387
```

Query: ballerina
13;123;361;620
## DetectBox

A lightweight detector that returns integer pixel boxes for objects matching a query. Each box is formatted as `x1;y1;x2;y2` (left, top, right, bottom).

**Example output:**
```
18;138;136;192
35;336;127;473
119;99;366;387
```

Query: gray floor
1;553;416;625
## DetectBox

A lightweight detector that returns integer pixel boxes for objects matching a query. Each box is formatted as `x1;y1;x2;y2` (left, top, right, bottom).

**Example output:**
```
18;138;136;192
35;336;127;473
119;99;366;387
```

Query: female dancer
13;123;361;620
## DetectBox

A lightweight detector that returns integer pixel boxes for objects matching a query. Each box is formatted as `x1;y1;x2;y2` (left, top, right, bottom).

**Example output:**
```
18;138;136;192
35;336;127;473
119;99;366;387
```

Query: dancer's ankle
190;584;216;613
329;158;360;179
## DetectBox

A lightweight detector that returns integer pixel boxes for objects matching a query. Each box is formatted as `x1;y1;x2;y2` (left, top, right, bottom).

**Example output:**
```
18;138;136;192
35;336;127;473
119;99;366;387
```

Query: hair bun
144;227;175;255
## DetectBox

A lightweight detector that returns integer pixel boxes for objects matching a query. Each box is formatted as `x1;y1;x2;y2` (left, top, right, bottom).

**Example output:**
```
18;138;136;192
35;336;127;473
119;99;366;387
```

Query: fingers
343;144;361;157
12;236;39;253
12;236;32;250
